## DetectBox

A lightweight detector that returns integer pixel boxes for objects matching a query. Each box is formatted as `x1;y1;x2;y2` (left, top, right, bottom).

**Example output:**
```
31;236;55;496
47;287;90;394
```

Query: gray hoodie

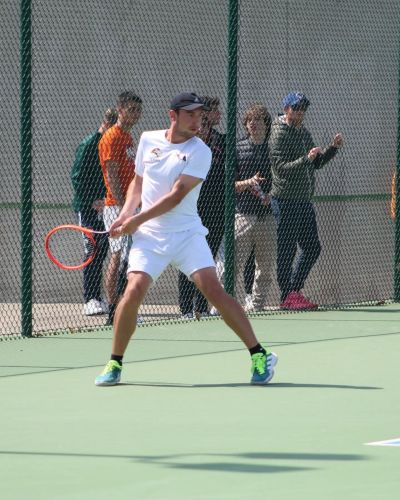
269;115;338;201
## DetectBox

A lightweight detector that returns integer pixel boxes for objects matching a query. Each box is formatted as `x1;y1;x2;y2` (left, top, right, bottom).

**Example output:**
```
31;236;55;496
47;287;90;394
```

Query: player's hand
109;222;122;238
332;133;344;149
308;147;322;161
111;215;140;238
109;211;130;238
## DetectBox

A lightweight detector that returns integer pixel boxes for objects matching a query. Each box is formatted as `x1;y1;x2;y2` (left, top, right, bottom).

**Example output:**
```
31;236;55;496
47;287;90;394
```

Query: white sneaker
99;300;109;314
194;311;211;320
181;312;194;320
244;295;254;312
209;306;220;316
83;299;104;316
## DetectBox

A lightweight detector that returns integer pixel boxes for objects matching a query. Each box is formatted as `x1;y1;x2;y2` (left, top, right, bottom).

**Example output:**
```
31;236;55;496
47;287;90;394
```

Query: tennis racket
44;224;109;270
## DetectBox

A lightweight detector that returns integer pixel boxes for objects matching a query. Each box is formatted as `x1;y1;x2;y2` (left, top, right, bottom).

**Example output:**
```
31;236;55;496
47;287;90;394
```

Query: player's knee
124;279;147;304
201;279;224;303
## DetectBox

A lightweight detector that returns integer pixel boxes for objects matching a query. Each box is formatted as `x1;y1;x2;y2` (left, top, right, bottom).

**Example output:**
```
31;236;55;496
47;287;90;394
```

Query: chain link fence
1;0;398;337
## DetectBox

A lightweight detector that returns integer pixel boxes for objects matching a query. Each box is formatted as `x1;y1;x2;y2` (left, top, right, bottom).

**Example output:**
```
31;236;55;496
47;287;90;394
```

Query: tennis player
95;92;278;386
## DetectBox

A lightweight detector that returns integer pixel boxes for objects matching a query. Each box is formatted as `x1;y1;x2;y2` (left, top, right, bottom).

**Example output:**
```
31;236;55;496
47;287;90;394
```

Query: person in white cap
95;92;278;387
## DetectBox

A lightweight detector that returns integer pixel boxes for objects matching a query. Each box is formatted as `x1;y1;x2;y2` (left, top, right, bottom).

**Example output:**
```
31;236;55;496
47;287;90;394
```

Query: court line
118;381;380;390
0;449;367;462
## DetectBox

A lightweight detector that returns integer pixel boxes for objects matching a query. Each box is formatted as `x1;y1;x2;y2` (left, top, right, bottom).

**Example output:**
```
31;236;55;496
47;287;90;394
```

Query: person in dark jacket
269;92;343;310
178;96;226;318
71;107;118;315
234;104;276;311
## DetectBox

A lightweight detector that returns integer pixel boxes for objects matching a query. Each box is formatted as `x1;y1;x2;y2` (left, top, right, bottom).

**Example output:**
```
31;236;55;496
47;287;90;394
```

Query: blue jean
77;209;109;303
271;197;321;302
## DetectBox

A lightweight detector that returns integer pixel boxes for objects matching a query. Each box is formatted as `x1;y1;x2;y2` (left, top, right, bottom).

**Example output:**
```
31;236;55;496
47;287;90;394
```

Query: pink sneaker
280;291;318;311
297;292;318;310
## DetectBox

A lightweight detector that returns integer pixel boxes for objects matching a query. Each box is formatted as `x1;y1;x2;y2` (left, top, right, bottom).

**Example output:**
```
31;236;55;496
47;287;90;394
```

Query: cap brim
176;102;204;111
179;103;206;111
170;102;210;111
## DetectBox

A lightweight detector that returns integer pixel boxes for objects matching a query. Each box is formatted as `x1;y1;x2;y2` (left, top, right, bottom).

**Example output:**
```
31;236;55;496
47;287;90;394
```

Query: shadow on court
0;449;369;475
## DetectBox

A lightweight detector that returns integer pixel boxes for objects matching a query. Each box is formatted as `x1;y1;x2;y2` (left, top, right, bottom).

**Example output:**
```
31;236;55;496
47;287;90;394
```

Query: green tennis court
1;304;399;499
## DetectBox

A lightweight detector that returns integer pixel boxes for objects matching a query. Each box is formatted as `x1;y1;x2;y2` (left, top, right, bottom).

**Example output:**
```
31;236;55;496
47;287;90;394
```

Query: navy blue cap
170;92;209;111
282;92;310;110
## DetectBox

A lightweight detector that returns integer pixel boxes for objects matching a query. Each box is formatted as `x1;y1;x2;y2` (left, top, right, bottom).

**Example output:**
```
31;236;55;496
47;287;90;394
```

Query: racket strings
47;227;97;269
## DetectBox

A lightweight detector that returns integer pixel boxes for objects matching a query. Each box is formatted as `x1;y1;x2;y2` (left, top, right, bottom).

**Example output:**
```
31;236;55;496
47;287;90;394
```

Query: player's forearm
135;179;192;226
134;191;182;226
120;196;141;218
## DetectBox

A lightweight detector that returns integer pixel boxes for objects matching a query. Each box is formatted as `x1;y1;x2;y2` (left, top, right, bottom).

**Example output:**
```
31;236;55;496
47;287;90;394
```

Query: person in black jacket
234;104;276;311
71;107;118;316
178;96;226;318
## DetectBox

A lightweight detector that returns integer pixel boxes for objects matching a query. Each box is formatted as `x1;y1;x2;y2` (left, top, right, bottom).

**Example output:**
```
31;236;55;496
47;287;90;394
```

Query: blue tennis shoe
95;360;122;386
250;351;278;385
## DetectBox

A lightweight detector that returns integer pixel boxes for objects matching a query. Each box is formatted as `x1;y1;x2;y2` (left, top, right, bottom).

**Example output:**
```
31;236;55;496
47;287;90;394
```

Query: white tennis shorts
103;205;123;253
127;227;215;281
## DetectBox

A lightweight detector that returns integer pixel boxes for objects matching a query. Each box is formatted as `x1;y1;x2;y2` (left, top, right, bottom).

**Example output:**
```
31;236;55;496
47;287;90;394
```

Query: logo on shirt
144;147;162;165
176;152;187;161
150;148;162;158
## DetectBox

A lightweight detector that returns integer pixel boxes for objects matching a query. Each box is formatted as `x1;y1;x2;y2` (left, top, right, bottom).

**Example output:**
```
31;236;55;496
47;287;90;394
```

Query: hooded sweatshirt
269;115;338;201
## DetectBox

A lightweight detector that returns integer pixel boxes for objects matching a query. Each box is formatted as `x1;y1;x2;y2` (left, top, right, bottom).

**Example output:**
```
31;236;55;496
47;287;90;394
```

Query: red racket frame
44;224;108;271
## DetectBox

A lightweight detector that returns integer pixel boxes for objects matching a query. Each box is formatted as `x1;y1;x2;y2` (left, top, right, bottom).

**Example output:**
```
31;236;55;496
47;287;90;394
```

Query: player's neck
165;127;194;144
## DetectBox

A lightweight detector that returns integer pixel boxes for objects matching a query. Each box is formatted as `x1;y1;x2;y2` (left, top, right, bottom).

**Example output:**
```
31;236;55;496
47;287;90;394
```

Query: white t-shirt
135;129;212;232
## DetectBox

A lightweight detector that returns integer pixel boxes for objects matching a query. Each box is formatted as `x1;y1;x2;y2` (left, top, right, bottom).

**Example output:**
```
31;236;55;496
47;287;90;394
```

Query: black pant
244;248;255;295
78;209;108;303
271;197;321;302
178;223;224;315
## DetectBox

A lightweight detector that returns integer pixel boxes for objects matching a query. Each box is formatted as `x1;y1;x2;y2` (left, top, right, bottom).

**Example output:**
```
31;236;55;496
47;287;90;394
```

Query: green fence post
225;0;238;296
395;34;400;301
20;0;33;337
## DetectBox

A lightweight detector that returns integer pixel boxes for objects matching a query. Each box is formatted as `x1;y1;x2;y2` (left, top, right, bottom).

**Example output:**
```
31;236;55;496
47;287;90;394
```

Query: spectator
94;91;278;387
269;92;343;310
99;91;143;325
234;104;275;311
71;107;118;316
178;96;226;319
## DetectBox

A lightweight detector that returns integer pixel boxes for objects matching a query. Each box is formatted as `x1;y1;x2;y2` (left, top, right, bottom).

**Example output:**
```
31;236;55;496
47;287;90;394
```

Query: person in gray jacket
235;104;275;312
269;92;343;310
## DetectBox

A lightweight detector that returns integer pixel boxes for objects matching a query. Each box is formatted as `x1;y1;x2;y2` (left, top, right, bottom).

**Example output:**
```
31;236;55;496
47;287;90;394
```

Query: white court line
365;438;400;447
